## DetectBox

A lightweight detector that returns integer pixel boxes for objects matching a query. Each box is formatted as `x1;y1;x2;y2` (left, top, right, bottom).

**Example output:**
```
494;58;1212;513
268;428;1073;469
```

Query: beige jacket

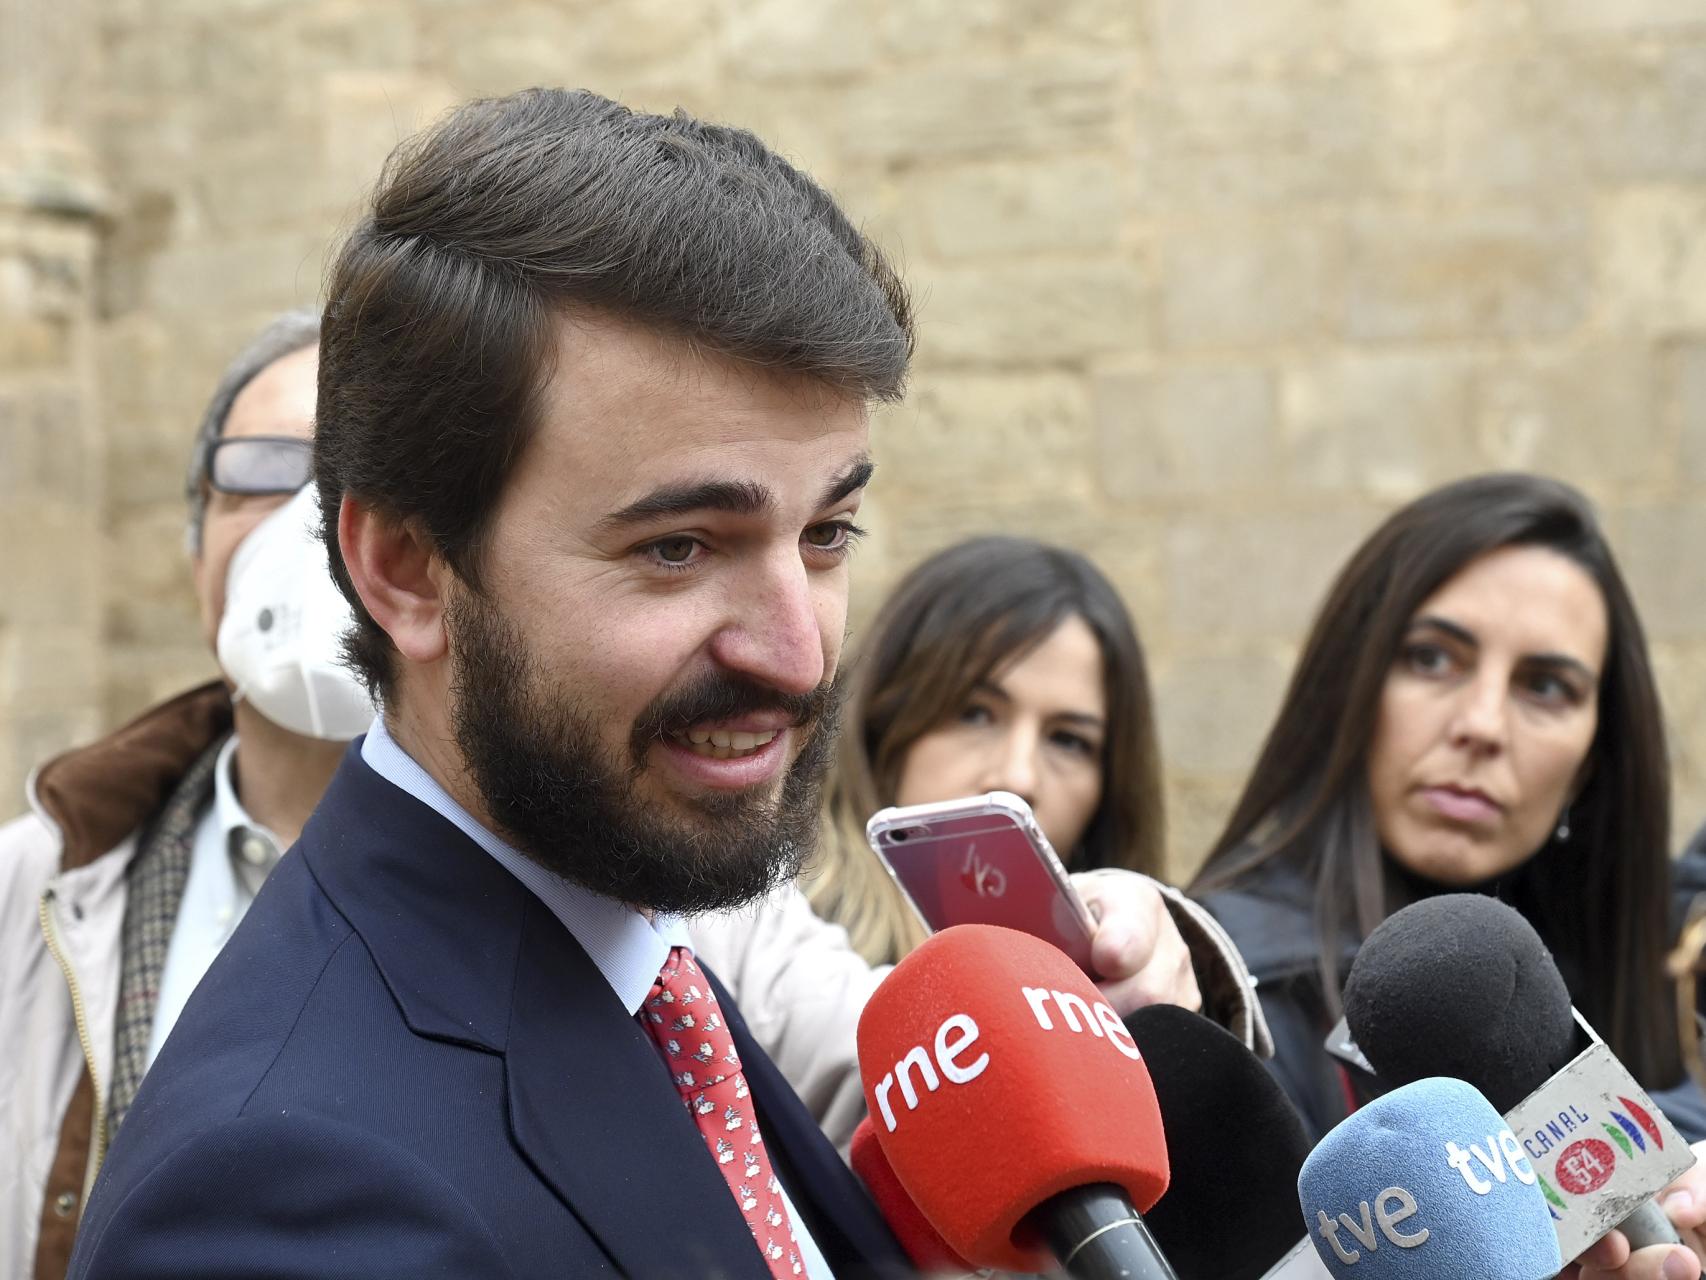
690;868;1273;1152
0;683;233;1280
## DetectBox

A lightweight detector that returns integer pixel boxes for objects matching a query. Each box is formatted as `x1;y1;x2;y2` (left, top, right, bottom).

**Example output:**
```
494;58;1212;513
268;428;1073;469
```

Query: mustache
630;669;844;752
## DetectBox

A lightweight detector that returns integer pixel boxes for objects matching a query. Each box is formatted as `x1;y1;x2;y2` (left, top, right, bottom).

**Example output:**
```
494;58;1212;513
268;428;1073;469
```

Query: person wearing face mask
1189;473;1706;1280
690;536;1269;1145
0;310;344;1279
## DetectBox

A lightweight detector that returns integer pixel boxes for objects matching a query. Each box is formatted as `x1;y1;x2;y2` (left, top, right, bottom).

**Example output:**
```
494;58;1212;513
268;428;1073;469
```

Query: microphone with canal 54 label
1342;894;1696;1263
1297;1076;1563;1278
855;924;1177;1279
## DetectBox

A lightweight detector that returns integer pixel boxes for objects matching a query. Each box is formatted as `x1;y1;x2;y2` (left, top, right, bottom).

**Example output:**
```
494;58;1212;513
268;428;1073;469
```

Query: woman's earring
1556;806;1572;843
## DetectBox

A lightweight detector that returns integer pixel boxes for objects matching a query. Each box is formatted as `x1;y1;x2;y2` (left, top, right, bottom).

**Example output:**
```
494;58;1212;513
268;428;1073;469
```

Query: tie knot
647;945;713;1007
644;947;737;1091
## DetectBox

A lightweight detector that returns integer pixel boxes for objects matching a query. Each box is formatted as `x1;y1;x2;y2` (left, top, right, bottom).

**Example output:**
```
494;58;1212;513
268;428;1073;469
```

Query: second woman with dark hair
693;535;1266;1146
1191;473;1703;1156
808;534;1168;965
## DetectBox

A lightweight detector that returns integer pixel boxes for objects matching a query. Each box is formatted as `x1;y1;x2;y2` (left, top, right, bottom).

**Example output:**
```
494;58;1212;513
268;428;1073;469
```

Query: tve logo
1445;1131;1538;1195
1314;1187;1429;1264
1313;1128;1534;1265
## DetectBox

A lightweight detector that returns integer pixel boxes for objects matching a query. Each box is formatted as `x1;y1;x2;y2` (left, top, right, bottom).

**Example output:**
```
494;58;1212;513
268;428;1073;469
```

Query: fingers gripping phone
865;791;1097;973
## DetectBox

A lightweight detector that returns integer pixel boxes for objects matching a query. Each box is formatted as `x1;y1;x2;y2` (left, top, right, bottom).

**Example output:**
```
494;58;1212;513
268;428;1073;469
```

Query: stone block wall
0;0;107;823
4;0;1706;879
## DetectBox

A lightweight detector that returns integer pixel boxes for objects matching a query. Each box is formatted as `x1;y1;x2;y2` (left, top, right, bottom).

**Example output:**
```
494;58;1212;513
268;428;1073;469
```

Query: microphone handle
1032;1184;1180;1280
1618;1197;1684;1250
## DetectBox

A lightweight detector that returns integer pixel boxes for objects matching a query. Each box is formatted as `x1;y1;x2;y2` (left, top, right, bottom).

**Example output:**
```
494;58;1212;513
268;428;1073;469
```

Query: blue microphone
1298;1078;1562;1279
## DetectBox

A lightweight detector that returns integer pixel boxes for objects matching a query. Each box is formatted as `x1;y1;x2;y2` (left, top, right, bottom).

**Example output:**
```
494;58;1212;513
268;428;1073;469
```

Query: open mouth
666;727;780;761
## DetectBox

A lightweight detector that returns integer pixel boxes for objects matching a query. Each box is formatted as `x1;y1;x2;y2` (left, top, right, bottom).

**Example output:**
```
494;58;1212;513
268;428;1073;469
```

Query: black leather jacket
1197;861;1706;1146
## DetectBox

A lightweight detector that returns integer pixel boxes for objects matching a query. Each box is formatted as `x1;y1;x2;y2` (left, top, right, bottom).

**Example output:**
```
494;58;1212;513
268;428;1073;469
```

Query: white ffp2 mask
215;483;375;741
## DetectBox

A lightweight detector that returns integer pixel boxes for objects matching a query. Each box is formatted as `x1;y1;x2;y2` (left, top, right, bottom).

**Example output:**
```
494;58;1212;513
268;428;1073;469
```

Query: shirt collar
212;735;283;894
359;715;690;1015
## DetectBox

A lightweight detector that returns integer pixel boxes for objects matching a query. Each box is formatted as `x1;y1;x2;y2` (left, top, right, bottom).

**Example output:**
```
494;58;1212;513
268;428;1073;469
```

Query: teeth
669;727;781;761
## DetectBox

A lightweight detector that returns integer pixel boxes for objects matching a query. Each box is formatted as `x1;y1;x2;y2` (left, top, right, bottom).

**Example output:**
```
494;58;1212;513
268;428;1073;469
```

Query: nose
1448;670;1508;757
977;725;1041;810
706;550;829;697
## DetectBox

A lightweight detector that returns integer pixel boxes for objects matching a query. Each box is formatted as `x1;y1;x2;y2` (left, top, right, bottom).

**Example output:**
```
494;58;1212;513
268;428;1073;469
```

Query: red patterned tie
643;947;803;1278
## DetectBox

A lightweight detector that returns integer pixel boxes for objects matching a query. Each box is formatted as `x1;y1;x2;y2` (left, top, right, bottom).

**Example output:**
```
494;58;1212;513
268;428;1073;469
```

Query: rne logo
871;986;1143;1133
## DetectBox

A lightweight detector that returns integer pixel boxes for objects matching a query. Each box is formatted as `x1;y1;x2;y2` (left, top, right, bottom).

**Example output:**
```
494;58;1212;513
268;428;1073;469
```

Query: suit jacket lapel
305;749;773;1280
505;892;773;1280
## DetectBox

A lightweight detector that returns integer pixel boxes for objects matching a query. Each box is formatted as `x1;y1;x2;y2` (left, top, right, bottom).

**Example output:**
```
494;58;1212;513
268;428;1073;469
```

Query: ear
337;494;450;667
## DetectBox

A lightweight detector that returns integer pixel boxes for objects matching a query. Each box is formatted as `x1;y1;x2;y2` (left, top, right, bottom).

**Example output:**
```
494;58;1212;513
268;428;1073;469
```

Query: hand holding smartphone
865;791;1097;972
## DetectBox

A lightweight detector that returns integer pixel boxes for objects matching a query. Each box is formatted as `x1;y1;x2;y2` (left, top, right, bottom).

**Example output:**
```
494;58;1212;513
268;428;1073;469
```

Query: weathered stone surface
0;386;96;503
1153;648;1292;776
918;157;1124;257
722;0;876;80
1095;363;1280;498
1342;0;1463;58
877;0;1142;60
875;372;1097;504
1672;342;1706;485
1164;507;1383;639
921;259;1149;364
1343;202;1589;341
1594;188;1706;333
1160;219;1339;349
836;56;1126;162
1619;503;1706;640
1281;351;1474;497
103;505;201;647
1536;0;1706;34
1472;343;1668;493
1155;73;1392;210
1152;0;1337;72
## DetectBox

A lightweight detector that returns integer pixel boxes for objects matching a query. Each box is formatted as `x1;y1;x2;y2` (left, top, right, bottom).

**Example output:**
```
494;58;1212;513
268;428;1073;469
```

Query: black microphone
1126;1005;1314;1280
1344;894;1688;1255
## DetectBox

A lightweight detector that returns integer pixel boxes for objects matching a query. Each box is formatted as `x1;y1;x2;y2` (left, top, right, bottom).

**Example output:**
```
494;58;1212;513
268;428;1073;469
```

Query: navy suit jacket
69;744;910;1278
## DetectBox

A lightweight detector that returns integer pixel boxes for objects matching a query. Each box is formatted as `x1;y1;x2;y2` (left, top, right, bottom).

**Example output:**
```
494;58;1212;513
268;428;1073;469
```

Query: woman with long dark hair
1192;473;1699;1142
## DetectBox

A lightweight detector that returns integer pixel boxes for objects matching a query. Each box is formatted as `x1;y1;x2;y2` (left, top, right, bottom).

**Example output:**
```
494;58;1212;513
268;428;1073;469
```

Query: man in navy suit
70;87;916;1278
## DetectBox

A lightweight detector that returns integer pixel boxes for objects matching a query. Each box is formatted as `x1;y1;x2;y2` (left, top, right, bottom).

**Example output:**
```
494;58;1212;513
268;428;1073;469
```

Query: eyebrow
595;455;875;534
971;680;1106;730
1406;615;1600;684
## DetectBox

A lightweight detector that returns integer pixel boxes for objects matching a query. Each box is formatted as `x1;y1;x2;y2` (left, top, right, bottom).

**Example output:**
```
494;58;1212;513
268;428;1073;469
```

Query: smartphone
865;791;1097;972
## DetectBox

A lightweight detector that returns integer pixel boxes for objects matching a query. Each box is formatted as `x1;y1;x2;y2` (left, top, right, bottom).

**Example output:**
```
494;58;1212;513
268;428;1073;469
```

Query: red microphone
856;924;1175;1278
850;1117;975;1276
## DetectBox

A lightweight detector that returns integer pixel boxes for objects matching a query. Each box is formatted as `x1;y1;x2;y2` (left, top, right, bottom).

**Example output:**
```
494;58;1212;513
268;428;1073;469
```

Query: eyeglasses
1666;894;1706;1094
203;435;312;496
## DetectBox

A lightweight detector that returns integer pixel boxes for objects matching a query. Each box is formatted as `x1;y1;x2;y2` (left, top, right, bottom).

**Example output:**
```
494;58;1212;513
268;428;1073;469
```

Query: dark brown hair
810;536;1166;964
1192;473;1682;1085
314;88;914;696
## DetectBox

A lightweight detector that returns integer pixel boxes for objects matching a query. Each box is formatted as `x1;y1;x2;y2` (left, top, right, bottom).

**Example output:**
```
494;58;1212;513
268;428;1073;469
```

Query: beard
444;589;841;915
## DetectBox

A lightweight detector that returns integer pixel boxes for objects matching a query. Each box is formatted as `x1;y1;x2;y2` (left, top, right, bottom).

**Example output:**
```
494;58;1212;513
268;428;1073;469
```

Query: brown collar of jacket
33;682;233;871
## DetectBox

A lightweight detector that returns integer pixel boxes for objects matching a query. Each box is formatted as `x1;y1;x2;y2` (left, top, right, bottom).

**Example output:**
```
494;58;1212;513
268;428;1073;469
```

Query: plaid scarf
107;735;227;1134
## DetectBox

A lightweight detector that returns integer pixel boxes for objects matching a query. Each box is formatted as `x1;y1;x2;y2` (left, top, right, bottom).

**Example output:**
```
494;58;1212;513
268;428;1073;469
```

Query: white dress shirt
148;735;282;1067
360;716;834;1280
